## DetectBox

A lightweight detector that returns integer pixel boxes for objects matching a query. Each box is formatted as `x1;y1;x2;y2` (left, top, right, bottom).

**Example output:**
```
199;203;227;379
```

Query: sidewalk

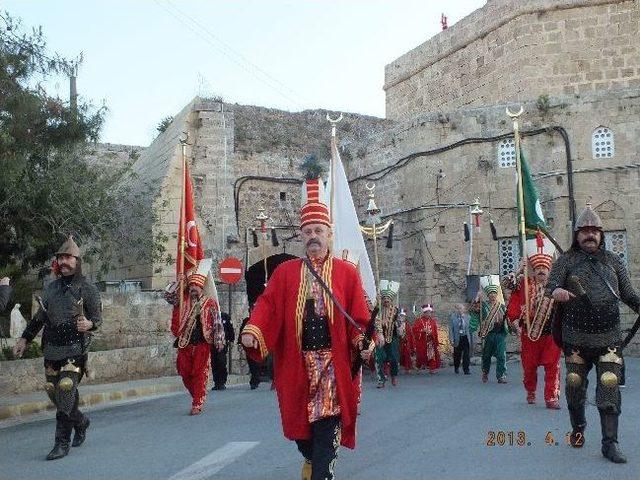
0;374;249;424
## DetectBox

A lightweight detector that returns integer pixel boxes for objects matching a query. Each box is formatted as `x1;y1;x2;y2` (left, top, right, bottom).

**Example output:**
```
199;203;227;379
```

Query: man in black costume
211;312;235;390
238;314;261;389
14;236;102;460
547;204;638;464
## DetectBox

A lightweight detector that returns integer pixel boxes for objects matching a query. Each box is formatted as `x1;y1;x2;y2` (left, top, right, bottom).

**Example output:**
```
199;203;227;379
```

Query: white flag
326;135;377;305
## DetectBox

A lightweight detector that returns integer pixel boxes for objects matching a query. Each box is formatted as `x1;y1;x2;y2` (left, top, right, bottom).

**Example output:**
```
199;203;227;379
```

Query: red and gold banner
177;160;203;278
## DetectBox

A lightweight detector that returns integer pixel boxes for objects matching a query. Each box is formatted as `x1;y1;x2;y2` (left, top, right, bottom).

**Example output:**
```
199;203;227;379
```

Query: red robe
243;257;370;449
506;279;561;402
171;296;218;407
171;296;217;344
412;315;441;371
399;321;415;372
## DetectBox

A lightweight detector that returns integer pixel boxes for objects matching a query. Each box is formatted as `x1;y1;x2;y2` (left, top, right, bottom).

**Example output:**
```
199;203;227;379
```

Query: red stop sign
219;257;243;284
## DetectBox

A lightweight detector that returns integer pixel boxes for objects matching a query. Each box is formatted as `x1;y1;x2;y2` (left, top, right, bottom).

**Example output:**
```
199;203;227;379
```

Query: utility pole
69;59;79;123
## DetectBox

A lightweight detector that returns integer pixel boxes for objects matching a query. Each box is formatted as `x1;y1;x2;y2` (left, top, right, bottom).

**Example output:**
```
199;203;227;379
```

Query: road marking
168;441;259;480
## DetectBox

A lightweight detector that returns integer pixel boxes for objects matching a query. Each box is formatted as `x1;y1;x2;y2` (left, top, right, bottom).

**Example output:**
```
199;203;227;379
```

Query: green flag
518;147;549;237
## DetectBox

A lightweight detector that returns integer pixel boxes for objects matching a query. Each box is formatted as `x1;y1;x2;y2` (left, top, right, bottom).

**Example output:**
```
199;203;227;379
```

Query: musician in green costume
471;282;509;384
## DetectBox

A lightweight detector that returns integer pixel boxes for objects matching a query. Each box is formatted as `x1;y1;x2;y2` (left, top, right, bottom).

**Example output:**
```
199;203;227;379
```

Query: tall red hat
300;178;331;228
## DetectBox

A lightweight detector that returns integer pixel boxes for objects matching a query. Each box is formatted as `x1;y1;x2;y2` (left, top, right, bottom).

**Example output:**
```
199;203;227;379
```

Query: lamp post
255;207;269;286
359;183;393;307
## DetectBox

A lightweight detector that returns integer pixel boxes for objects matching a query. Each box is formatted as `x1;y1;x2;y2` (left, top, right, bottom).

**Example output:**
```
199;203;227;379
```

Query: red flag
177;160;203;278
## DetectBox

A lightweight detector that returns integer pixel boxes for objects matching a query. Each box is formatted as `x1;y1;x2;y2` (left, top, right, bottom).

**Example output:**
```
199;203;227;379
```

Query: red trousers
176;343;211;408
520;333;561;402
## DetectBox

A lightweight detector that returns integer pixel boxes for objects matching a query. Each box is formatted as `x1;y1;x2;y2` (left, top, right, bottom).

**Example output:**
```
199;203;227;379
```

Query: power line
152;0;307;109
164;0;310;106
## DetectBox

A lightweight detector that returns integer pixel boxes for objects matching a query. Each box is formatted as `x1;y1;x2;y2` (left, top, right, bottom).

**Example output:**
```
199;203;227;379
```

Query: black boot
72;416;90;447
310;416;340;480
46;442;70;461
568;407;586;448
600;413;627;463
47;417;72;460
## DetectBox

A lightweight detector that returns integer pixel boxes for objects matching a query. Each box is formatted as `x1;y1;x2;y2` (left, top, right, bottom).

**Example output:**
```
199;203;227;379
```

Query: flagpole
179;134;188;321
507;106;530;332
256;208;269;287
327;113;343;257
326;113;343;222
361;183;392;308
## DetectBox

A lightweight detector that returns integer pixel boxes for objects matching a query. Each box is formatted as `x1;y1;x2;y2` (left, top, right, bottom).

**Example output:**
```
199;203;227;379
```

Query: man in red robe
241;178;371;480
398;309;415;373
412;304;441;373
504;235;561;409
166;259;225;415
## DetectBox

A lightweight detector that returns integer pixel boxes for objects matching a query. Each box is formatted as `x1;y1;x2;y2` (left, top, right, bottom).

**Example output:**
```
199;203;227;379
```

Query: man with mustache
547;204;640;463
241;177;372;480
470;281;509;384
504;234;561;409
373;280;401;388
13;236;101;460
166;258;225;415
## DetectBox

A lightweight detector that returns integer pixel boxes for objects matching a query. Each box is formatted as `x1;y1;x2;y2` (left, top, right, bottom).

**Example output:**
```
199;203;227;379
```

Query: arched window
592;126;614;159
498;138;516;168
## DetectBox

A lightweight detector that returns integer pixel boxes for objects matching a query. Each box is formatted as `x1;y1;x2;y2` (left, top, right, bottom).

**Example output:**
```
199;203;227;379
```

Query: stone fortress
89;0;640;354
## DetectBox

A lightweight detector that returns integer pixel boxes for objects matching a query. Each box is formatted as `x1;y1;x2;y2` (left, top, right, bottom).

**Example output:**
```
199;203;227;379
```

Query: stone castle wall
385;0;640;119
350;89;639;354
92;291;173;350
86;89;640;355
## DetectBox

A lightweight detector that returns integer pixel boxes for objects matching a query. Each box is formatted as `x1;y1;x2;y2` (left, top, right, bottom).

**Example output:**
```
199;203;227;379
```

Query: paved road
1;359;639;480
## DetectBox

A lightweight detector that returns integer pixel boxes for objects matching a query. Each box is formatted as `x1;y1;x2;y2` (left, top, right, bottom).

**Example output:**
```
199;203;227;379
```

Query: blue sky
4;1;486;146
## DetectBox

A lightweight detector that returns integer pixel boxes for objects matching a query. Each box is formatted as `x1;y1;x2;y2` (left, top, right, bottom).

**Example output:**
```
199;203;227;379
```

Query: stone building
385;0;640;118
89;0;639;353
89;98;388;327
372;0;640;347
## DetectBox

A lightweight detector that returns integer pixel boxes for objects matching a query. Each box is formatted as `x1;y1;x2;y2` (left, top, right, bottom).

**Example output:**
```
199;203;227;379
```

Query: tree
156;115;173;135
299;154;327;180
0;13;169;286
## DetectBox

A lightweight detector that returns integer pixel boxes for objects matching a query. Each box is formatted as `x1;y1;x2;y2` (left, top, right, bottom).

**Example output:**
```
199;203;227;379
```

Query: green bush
0;341;42;361
0;347;8;361
24;341;43;359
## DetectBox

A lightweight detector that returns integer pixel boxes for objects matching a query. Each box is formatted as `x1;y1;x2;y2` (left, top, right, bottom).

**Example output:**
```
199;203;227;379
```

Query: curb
0;375;249;423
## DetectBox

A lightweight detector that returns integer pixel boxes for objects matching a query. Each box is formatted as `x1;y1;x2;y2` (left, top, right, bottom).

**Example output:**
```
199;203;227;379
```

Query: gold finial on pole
326;113;343;138
360;182;392;308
